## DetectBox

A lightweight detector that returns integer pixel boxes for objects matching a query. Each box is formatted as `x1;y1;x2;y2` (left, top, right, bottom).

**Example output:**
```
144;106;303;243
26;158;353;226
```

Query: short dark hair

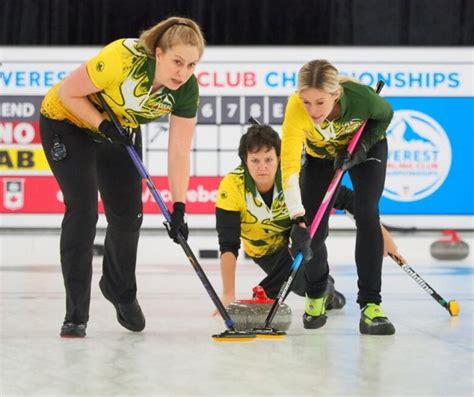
238;125;281;163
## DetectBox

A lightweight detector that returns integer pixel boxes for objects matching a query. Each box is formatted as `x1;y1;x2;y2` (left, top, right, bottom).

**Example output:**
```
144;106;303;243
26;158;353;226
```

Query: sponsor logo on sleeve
96;61;105;72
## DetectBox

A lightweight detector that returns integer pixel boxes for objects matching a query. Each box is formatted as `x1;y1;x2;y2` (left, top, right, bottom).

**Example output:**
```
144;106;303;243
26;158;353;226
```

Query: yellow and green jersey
216;165;291;258
281;80;393;217
41;38;199;131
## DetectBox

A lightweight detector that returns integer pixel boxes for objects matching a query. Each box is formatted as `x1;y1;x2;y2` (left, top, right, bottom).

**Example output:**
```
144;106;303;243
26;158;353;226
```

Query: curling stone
227;286;292;331
430;230;469;260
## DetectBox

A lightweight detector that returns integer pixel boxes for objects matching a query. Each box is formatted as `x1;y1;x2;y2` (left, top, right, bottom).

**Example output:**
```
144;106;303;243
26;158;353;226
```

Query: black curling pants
254;247;306;298
301;139;387;307
40;115;143;324
253;246;338;300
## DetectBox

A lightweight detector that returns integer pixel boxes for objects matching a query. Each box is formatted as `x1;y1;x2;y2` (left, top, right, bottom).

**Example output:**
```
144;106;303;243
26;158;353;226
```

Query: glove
98;119;132;146
334;143;368;172
167;202;189;243
289;222;313;263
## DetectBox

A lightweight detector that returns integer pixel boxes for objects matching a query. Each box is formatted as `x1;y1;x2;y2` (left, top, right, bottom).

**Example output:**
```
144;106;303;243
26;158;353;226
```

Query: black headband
155;22;193;49
172;22;191;29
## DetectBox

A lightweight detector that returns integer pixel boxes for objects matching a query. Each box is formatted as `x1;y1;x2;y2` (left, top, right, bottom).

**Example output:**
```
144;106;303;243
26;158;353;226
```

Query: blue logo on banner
384;110;451;202
342;97;473;215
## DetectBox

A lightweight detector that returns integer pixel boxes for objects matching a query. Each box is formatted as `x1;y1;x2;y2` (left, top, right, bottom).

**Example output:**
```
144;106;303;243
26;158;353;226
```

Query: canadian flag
3;178;25;211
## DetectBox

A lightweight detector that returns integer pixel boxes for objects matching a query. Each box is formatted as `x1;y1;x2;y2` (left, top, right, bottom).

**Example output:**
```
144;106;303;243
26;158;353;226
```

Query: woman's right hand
98;120;132;146
381;224;407;264
289;223;313;263
212;293;235;317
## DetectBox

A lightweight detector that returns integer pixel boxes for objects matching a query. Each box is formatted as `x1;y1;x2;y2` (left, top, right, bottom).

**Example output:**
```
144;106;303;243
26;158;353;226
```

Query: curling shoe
100;279;146;332
359;303;395;335
303;294;328;329
326;290;346;310
60;322;87;338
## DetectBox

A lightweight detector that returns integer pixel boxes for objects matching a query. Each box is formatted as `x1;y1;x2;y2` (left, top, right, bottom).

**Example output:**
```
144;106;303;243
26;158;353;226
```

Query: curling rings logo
384;110;451;202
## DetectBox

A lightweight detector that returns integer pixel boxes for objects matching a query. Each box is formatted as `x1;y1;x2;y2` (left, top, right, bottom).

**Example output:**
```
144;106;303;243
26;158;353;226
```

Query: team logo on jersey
3;178;24;210
314;122;336;141
384;110;451;202
314;119;363;142
153;93;175;112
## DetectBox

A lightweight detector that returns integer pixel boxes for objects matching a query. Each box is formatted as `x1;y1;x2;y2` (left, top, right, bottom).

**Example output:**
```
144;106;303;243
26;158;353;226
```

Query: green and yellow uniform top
41;38;199;132
281;80;393;217
216;165;292;259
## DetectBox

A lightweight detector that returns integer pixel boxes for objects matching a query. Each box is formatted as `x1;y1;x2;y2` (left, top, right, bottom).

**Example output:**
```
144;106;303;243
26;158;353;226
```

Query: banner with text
1;46;473;227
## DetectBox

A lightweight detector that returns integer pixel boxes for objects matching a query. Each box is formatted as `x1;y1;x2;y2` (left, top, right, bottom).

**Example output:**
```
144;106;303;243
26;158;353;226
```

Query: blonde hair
297;59;359;98
138;16;205;58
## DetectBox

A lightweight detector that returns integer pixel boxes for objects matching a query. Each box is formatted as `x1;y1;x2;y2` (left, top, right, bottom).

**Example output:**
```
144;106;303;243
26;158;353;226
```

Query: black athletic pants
301;139;388;307
254;246;336;299
40;115;143;324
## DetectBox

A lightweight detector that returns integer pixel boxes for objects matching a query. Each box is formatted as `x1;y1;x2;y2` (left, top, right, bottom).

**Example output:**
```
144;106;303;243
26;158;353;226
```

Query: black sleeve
216;208;241;258
334;185;355;215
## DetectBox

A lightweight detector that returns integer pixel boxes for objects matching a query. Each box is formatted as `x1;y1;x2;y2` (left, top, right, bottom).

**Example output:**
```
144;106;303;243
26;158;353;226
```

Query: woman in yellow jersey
39;17;205;338
215;125;402;321
281;60;395;335
216;125;345;311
